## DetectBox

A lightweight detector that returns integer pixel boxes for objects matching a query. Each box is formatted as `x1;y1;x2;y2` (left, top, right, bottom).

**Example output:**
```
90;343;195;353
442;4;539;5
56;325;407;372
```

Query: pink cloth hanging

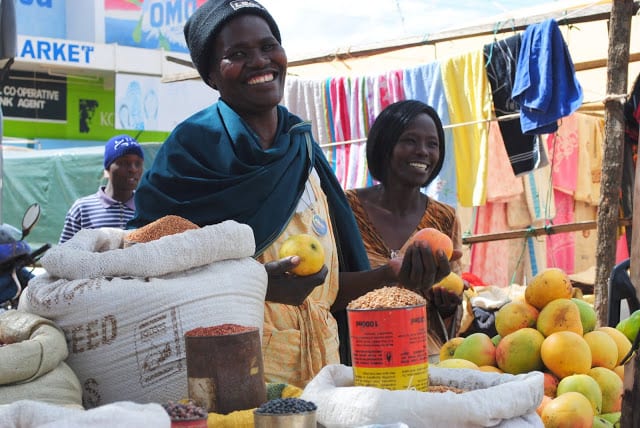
546;115;579;273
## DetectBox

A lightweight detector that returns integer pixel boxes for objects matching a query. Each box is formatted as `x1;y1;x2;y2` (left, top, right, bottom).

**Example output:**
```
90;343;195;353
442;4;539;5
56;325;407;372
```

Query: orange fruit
433;272;464;295
537;395;553;417
278;233;325;276
405;227;453;260
435;358;479;369
536;298;583;337
583;331;618;370
542;392;595;427
495;327;544;374
588;367;623;413
541;331;592;379
525;268;573;310
439;337;464;362
544;372;560;397
556;374;603;415
596;327;632;366
453;332;496;367
494;300;539;337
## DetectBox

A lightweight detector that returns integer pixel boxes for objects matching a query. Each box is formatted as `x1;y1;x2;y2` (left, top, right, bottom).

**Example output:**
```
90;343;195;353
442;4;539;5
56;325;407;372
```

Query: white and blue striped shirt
59;186;136;244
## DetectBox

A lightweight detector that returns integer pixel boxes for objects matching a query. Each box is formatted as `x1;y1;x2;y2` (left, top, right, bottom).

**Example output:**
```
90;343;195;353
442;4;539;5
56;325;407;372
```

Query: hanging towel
341;76;367;190
523;156;556;224
328;76;352;188
366;70;405;122
486;121;524;202
484;34;539;175
283;77;332;147
403;61;458;207
512;19;583;135
441;49;492;207
547;114;579;196
547;189;575;274
470;201;512;287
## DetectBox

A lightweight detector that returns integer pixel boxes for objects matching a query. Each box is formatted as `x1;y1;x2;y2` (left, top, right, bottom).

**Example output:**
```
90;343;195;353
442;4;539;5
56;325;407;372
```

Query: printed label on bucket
352;364;428;390
347;305;428;391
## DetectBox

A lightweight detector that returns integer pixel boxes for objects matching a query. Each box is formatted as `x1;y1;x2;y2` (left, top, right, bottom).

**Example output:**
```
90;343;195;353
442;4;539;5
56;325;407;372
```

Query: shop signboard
16;35;115;71
4;73;170;143
104;0;207;53
1;70;66;122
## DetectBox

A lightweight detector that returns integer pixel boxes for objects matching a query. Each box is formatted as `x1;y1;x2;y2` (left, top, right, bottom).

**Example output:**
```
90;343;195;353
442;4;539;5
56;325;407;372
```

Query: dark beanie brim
184;0;281;87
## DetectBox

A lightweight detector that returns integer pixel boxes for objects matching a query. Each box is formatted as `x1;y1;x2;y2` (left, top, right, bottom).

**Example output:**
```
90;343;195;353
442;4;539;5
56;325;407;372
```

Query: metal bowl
253;410;317;428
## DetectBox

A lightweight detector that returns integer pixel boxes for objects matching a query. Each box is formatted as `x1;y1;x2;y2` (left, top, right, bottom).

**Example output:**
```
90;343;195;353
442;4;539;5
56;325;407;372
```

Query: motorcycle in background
0;203;50;311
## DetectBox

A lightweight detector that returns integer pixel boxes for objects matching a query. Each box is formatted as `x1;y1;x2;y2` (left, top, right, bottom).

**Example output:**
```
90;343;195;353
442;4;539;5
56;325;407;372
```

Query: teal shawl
129;100;369;273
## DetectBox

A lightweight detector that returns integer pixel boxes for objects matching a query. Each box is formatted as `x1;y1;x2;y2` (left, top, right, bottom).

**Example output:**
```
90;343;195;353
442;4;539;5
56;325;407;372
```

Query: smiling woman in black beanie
129;0;457;388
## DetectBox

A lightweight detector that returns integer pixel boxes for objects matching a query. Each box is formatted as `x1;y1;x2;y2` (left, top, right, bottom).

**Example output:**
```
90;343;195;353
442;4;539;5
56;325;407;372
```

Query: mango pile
436;267;637;428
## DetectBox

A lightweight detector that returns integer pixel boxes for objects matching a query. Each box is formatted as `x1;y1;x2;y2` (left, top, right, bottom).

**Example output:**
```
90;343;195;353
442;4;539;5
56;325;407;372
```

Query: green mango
573;298;597;333
599;411;621;428
616;309;640;343
593;416;615;428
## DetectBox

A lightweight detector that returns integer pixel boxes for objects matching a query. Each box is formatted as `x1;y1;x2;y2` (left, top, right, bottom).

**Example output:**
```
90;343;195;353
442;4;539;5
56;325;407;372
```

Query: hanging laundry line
318;93;626;149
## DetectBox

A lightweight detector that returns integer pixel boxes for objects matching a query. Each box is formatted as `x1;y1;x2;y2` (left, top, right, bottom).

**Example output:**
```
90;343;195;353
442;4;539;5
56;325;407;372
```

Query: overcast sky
259;0;563;59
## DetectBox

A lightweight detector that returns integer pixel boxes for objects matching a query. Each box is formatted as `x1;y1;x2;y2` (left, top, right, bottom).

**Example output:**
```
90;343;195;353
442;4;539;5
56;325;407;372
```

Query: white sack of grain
19;220;267;408
0;310;82;407
301;364;544;428
0;400;170;428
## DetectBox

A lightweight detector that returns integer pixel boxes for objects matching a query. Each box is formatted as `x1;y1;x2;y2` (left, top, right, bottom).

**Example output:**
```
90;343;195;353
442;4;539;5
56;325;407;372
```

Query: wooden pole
595;0;632;327
597;1;638;426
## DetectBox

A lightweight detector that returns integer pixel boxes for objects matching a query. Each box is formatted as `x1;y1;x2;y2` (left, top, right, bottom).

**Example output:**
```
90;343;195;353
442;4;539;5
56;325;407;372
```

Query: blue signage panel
16;0;66;39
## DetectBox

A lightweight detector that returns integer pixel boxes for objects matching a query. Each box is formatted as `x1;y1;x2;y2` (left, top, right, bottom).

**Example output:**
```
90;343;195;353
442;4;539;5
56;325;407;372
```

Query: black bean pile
162;400;207;420
255;397;317;414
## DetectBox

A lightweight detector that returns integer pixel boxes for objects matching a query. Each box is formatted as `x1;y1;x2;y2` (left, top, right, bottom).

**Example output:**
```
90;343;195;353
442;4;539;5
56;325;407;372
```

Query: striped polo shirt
59;186;136;244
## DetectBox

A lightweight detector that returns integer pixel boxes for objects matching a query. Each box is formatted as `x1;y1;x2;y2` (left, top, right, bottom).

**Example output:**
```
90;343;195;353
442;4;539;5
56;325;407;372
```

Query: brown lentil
347;286;426;309
126;215;199;243
185;324;257;337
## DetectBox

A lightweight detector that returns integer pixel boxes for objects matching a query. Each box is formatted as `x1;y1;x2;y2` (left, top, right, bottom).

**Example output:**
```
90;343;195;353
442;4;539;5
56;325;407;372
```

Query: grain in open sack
126;215;199;243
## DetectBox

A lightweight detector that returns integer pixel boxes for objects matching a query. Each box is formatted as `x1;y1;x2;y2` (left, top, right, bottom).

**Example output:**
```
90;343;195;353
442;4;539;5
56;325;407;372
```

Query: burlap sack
301;365;544;428
19;220;267;408
0;310;82;407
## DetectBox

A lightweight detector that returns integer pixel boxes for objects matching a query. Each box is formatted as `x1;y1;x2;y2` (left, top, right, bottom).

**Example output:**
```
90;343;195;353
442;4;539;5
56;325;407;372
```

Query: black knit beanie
184;0;281;87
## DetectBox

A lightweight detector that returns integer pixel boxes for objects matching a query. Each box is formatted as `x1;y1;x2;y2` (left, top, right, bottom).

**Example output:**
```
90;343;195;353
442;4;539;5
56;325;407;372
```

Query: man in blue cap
59;135;144;243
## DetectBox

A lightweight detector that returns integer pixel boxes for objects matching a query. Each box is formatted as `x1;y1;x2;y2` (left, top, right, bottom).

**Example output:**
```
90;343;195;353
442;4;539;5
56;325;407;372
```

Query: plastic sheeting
1;143;161;247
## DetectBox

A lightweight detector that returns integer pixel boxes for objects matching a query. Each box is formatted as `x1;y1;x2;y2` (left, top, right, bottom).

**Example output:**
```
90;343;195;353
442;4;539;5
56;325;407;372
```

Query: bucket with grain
347;286;429;391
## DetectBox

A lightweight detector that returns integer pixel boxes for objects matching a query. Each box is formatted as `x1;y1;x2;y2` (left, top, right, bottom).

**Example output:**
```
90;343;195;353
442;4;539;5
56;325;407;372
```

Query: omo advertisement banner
104;0;207;53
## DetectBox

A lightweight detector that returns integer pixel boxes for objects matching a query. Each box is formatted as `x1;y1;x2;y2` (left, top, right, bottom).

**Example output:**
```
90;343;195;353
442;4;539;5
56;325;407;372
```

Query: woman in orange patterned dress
346;100;465;362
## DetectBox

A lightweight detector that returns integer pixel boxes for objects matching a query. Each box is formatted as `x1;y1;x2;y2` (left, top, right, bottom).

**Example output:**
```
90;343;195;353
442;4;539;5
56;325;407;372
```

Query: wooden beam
285;2;639;67
574;51;640;71
462;218;632;245
164;2;640;82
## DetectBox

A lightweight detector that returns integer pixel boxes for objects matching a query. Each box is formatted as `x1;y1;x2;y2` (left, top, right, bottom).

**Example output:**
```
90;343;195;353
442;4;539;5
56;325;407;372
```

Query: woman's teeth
248;74;274;85
409;162;428;171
